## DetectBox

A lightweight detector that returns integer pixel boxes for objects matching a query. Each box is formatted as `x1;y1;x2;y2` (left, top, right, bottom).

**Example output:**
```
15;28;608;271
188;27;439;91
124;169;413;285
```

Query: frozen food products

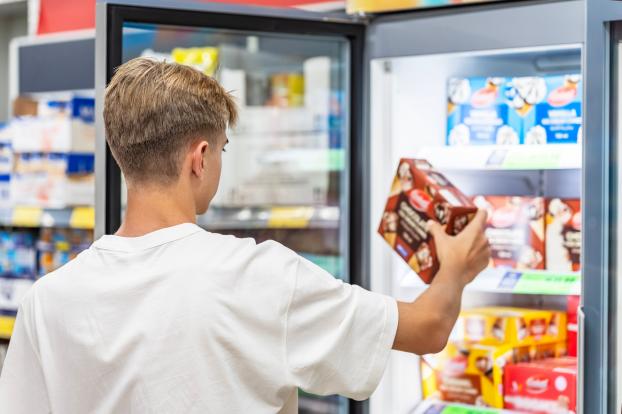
378;159;476;283
171;46;219;76
460;307;567;346
507;74;582;145
473;196;545;270
268;73;304;107
421;340;567;408
546;198;581;272
566;295;580;357
447;77;521;146
504;357;577;413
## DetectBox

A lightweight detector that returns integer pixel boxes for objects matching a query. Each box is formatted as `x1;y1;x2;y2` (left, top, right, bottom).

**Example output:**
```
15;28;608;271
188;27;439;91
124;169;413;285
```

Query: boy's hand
427;209;490;287
392;209;490;355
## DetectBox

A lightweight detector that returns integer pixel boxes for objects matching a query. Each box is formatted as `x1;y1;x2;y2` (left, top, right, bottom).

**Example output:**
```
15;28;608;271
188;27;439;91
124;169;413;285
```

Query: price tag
268;207;314;228
513;272;580;295
442;404;500;414
0;315;15;339
502;147;561;169
12;206;42;227
70;206;95;229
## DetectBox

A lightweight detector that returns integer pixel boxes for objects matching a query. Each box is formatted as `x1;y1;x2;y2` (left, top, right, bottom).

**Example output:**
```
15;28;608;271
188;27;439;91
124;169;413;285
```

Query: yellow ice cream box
460;307;566;346
421;340;567;408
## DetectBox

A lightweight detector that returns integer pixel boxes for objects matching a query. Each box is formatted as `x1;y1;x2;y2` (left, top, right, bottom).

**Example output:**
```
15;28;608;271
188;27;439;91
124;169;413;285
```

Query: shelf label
501;148;561;169
12;206;43;227
70;207;95;229
0;315;15;339
513;272;580;295
268;207;314;228
440;405;500;414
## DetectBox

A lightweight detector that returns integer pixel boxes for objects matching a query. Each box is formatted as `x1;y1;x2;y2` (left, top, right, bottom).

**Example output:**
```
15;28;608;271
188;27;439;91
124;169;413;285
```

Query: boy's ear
191;141;210;178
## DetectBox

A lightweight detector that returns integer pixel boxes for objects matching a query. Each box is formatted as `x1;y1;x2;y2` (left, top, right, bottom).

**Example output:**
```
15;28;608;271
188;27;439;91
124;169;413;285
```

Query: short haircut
104;57;238;184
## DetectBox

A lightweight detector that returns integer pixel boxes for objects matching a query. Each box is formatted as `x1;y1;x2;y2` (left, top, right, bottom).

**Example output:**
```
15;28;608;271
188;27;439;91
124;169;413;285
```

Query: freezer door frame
585;1;622;413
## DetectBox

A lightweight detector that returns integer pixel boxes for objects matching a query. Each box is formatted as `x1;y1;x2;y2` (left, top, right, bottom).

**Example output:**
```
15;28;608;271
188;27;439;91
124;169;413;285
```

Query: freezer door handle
577;305;585;414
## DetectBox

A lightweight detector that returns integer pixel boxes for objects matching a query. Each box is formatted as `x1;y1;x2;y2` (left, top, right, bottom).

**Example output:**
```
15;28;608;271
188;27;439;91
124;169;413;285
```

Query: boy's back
0;224;396;413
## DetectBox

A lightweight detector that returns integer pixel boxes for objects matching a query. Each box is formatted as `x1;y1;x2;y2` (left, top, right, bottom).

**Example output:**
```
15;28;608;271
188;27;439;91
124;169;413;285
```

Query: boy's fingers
427;220;445;239
464;209;488;236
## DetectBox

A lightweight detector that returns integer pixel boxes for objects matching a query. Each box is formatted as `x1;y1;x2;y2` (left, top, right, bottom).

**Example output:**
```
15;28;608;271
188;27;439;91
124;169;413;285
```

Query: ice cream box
447;77;521;146
472;196;545;270
505;75;582;145
504;357;577;413
566;295;580;357
460;307;567;346
378;159;477;283
546;198;581;272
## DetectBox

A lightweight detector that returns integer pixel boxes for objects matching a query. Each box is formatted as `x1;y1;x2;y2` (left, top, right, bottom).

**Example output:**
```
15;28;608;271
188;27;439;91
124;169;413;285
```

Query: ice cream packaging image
546;198;581;272
504;357;577;413
460;307;567;347
472;196;545;270
378;159;477;283
447;77;521;146
421;340;567;408
506;74;582;145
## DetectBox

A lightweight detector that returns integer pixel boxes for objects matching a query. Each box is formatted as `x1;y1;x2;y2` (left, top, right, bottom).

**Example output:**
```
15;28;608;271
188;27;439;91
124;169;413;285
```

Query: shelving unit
0;206;95;229
413;399;519;414
198;205;339;230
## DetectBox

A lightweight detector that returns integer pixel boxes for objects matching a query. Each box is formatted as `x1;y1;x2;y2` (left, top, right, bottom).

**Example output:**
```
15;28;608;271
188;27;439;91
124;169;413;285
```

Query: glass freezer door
99;3;364;414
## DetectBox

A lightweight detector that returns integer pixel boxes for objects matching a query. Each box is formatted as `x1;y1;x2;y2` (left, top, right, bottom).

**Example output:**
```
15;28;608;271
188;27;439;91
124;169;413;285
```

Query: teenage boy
0;58;490;413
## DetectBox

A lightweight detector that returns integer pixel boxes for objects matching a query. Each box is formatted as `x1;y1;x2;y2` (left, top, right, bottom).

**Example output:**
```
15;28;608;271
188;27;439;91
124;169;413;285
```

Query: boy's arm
392;209;490;355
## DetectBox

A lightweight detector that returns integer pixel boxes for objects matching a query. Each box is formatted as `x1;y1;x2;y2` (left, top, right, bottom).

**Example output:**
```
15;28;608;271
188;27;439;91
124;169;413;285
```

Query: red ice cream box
378;159;477;283
472;195;545;270
504;357;577;414
546;198;581;272
566;295;580;357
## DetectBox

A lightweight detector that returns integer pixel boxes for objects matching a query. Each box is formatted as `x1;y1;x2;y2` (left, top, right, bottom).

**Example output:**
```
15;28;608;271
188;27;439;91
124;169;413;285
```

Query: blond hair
104;57;237;184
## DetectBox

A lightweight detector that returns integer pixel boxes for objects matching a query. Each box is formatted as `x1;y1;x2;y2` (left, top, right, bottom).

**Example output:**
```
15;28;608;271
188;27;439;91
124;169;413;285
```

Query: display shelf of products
0;206;95;229
417;144;581;172
401;268;581;296
413;399;518;414
197;206;340;230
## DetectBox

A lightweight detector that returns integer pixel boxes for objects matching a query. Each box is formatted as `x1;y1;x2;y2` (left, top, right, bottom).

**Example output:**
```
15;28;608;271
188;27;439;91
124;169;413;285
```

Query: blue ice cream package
447;77;521;146
505;74;582;145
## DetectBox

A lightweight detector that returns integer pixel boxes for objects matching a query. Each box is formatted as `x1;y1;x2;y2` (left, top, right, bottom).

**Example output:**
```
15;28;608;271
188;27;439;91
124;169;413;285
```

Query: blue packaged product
506;75;582;144
447;77;521;146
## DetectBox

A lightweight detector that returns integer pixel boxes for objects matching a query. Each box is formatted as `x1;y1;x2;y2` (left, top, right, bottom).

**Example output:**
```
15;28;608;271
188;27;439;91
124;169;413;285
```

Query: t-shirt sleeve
0;295;51;414
285;256;398;400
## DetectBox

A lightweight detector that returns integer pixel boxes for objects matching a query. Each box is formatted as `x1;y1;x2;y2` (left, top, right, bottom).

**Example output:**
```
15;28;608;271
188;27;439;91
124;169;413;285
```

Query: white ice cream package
446;77;521;146
506;74;582;145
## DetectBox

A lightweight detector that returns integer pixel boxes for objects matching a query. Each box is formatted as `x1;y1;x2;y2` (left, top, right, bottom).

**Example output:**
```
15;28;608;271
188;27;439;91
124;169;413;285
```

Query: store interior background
0;0;601;413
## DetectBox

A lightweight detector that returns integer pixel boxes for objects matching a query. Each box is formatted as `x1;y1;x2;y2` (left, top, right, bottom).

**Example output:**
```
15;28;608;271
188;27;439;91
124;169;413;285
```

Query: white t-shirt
0;223;398;413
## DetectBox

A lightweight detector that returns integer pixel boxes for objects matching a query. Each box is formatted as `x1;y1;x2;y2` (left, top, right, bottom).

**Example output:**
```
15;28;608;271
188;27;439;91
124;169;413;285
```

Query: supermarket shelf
198;206;340;230
402;267;580;296
0;206;94;229
417;144;581;171
413;399;519;414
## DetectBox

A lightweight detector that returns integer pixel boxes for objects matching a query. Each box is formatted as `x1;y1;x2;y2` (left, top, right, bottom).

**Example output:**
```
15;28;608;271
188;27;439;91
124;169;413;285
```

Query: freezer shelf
197;205;340;230
413;399;520;414
0;206;95;229
401;268;580;296
417;144;581;171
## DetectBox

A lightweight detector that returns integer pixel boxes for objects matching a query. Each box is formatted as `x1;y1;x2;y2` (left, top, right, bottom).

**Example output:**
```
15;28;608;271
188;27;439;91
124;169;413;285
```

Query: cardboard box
473;196;545;269
566;295;580;357
460;307;567;347
421;340;567;408
504;357;577;413
378;159;476;283
447;77;521;146
546;198;581;272
506;75;582;145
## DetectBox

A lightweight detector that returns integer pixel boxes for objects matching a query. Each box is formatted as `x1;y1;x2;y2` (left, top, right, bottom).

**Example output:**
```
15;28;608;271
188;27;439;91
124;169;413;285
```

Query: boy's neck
116;182;197;237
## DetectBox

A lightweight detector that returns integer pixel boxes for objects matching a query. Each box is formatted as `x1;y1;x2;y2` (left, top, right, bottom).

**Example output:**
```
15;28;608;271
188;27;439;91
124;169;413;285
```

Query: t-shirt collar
92;222;203;252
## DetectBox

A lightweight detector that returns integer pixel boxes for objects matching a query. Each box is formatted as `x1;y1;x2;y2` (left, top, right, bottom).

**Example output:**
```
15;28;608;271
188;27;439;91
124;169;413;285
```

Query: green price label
501;150;561;169
441;405;500;414
513;272;580;295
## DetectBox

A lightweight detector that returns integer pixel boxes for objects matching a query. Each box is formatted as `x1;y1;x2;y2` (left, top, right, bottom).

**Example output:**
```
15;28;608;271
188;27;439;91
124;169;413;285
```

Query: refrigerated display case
96;1;608;413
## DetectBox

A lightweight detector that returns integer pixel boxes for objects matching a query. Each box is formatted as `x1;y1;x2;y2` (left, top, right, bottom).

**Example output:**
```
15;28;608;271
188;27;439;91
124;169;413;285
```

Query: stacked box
37;228;93;277
378;159;476;283
504;357;577;413
473;196;545;270
566;295;580;357
447;77;521;146
546;198;581;272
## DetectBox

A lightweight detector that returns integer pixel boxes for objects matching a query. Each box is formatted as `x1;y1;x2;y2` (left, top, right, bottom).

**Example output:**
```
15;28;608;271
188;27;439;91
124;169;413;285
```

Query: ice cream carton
378;159;477;283
566;295;580;357
546;198;581;272
460;307;567;346
504;357;577;413
506;75;582;145
447;77;521;146
473;196;546;270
